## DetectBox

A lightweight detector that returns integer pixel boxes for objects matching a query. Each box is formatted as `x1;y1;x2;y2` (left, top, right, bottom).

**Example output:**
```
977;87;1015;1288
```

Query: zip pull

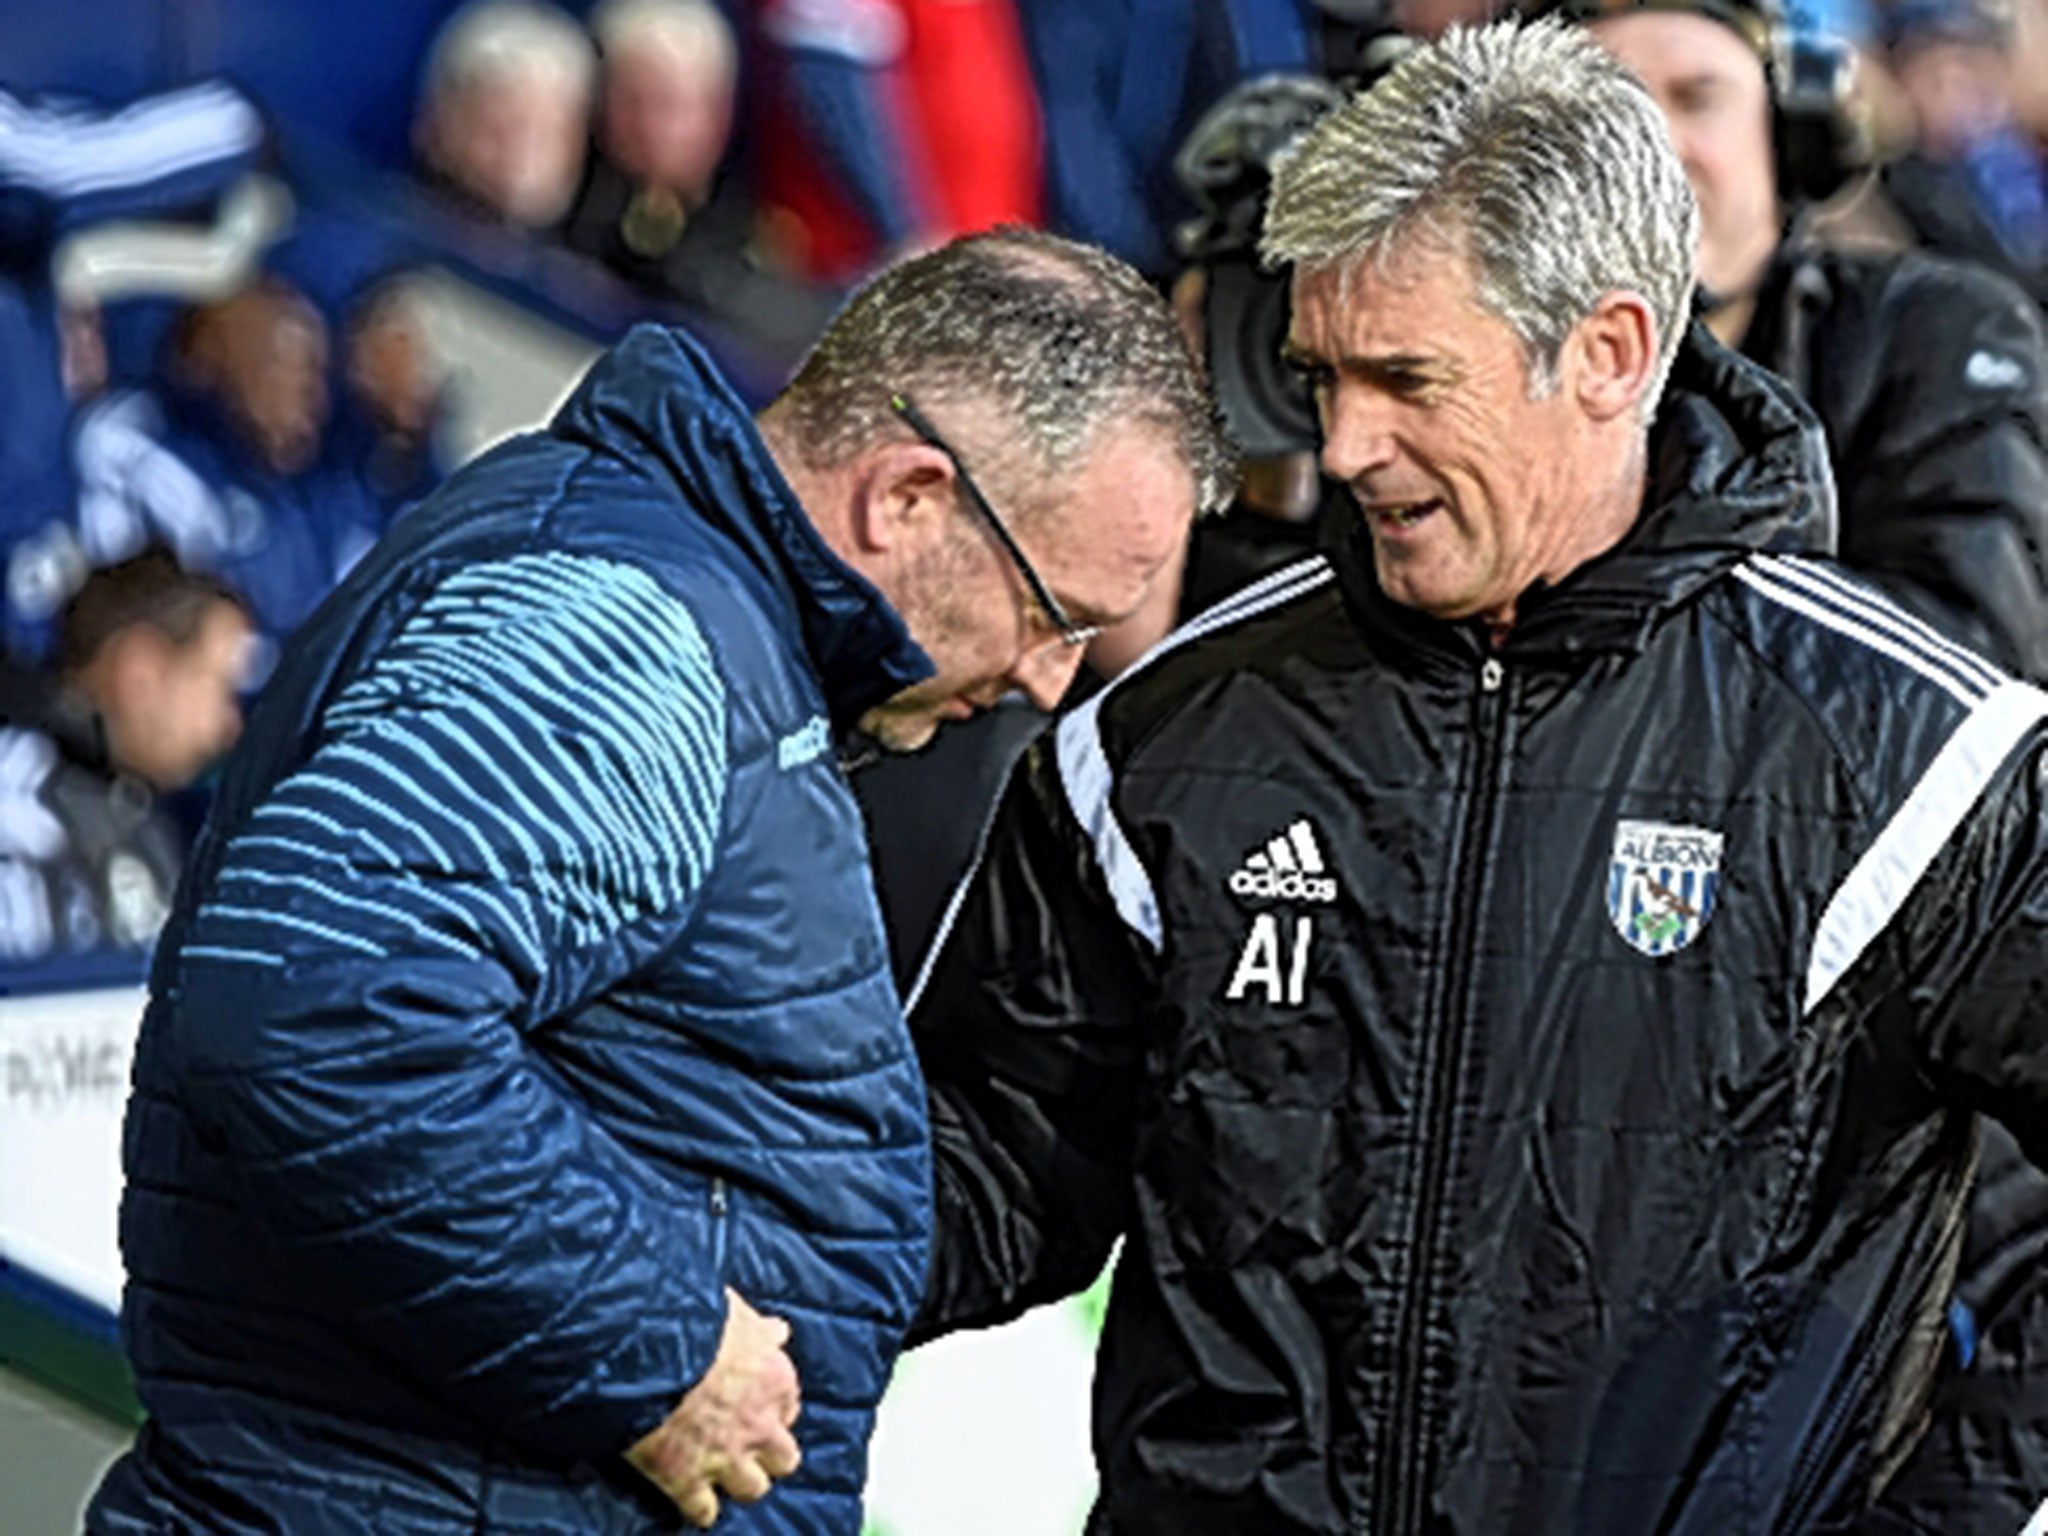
710;1178;729;1216
1480;656;1505;694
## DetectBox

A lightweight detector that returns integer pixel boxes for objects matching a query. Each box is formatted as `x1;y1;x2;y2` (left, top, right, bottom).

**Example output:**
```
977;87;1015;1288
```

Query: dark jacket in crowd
0;661;180;982
1739;238;2048;679
560;155;840;374
87;325;935;1535
1881;152;2048;312
909;329;2048;1533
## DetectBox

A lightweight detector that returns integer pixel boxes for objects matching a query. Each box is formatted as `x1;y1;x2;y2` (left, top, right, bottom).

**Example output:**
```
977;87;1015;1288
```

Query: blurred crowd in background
0;0;2046;993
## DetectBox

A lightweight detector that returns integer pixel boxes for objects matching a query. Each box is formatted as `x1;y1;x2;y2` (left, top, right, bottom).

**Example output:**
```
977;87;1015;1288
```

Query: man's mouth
1366;498;1443;531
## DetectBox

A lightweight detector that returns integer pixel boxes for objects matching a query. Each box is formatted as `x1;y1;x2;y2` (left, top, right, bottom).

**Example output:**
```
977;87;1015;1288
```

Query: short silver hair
591;0;737;83
779;228;1236;517
427;0;597;103
1262;19;1698;414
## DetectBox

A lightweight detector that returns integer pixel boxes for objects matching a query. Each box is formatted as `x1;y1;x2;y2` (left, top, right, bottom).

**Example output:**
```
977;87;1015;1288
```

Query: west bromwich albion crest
1607;819;1723;957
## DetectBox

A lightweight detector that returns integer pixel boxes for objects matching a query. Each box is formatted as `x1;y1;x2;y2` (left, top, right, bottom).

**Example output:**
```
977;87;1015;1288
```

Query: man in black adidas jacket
907;21;2048;1535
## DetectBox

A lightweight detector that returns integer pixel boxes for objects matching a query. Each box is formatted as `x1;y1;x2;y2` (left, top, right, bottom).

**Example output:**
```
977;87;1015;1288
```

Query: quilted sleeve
165;550;733;1462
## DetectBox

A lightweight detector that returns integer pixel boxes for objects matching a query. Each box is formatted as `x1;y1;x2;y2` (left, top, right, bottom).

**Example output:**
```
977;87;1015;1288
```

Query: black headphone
1172;73;1352;457
1526;0;1864;206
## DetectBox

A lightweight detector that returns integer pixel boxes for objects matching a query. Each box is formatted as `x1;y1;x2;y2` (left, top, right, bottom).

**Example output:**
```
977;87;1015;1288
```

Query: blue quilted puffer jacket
87;325;936;1534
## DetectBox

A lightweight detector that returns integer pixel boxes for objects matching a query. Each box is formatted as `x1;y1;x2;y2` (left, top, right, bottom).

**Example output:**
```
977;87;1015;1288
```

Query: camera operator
1164;71;1364;625
1551;0;2048;684
1545;1;2048;1526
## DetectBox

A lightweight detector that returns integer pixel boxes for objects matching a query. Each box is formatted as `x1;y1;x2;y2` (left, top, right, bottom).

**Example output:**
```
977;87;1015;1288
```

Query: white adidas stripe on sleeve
1806;680;2048;1012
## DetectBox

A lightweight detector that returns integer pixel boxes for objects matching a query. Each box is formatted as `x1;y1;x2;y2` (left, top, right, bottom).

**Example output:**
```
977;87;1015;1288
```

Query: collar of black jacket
549;323;934;731
1336;321;1837;663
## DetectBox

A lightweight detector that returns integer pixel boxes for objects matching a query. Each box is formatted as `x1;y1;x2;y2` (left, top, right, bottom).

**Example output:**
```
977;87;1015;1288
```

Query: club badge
1607;819;1722;957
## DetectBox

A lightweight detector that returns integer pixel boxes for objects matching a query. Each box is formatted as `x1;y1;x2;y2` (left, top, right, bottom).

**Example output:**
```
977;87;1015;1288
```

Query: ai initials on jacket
1223;817;1333;1007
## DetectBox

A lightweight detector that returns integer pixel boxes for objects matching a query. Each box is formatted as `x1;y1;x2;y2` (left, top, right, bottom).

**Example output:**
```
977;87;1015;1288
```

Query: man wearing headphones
1563;0;2048;683
1565;2;2048;1528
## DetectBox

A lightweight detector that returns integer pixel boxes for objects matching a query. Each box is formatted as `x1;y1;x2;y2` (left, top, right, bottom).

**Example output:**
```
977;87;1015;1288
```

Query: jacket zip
1377;653;1511;1536
710;1177;732;1277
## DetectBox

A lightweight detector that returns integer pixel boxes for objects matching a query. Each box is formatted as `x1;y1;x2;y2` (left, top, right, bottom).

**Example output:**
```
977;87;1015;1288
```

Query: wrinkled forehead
1286;241;1481;351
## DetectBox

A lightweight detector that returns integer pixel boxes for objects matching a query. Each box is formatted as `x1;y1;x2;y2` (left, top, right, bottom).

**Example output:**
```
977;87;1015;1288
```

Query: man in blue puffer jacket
85;226;1232;1535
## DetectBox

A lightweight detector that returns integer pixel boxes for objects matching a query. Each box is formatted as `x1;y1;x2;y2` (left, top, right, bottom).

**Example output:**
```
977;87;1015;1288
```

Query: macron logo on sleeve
777;714;832;771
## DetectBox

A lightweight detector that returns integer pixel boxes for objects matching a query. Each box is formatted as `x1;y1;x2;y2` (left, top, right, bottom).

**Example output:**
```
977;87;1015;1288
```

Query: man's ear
1570;290;1659;423
79;625;165;720
847;440;958;557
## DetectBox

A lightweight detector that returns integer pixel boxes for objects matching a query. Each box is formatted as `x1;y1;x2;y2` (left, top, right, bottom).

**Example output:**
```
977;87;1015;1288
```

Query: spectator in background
592;0;738;221
1011;0;1323;280
69;276;350;661
415;0;597;231
563;0;839;367
172;275;329;479
0;552;248;972
1560;0;2048;682
256;208;453;561
323;275;447;542
753;0;1044;283
0;80;264;654
1883;0;2048;305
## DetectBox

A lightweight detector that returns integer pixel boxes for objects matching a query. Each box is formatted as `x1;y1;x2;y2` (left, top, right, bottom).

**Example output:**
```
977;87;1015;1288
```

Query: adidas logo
1229;818;1338;904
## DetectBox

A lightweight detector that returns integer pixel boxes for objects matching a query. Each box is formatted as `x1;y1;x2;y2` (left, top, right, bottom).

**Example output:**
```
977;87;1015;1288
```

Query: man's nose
1319;385;1398;486
1010;639;1087;711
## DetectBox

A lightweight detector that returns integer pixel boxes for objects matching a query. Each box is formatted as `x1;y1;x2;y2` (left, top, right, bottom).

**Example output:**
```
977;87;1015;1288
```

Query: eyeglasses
889;392;1102;647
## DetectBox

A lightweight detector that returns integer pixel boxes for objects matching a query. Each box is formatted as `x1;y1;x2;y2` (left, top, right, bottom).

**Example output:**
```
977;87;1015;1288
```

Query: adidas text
1229;868;1337;903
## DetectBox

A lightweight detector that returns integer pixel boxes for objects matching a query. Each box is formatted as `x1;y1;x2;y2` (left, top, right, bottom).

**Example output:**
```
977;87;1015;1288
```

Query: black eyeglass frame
889;392;1102;647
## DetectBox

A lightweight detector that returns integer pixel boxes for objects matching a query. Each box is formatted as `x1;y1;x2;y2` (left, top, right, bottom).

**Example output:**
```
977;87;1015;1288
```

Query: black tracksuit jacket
908;331;2048;1534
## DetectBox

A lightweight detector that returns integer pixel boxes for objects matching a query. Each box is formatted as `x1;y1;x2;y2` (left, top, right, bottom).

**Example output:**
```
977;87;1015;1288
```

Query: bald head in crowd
417;0;597;227
591;0;737;202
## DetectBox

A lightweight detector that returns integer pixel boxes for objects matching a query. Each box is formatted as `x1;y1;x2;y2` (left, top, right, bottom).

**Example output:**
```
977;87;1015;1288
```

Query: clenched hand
627;1288;804;1528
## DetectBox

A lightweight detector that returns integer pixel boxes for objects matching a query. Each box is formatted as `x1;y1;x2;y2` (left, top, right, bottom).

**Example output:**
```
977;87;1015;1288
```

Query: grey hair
427;0;597;102
1262;18;1698;415
778;227;1236;516
590;0;736;81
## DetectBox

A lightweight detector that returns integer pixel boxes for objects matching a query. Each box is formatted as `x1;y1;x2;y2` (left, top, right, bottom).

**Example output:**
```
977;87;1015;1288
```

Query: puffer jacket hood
551;324;932;728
